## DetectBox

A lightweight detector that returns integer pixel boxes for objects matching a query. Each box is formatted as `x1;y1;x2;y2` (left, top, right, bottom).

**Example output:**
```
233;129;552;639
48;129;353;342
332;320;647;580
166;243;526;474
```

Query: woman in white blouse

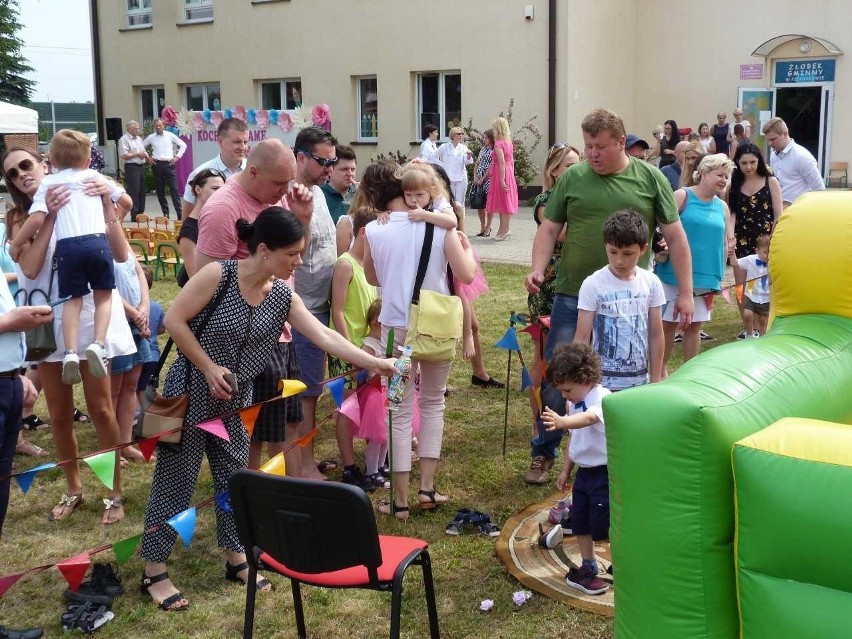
437;127;473;205
419;124;440;164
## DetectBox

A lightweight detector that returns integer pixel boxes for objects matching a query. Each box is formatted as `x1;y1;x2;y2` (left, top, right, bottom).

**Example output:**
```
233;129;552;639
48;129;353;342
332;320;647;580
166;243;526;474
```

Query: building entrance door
775;86;821;164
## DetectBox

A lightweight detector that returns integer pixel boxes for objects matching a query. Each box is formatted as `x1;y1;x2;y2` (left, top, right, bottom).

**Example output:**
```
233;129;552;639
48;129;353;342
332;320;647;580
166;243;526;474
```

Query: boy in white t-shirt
542;343;612;596
574;209;666;390
735;234;771;338
11;129;132;384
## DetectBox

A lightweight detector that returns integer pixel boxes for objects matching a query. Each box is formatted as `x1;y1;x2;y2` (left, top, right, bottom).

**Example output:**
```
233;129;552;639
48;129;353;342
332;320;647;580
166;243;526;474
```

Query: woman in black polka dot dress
139;207;396;611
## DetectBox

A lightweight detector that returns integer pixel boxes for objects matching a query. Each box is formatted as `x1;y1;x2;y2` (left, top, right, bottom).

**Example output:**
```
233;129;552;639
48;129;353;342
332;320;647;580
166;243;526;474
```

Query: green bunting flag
83;452;117;490
112;535;142;566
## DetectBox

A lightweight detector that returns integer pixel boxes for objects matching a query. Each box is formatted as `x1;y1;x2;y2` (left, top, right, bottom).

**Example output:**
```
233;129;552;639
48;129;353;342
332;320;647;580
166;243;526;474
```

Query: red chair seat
261;535;428;587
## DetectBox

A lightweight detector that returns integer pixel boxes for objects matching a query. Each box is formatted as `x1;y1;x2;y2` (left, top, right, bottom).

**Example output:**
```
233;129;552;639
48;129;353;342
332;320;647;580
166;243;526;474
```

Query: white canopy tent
0;100;38;134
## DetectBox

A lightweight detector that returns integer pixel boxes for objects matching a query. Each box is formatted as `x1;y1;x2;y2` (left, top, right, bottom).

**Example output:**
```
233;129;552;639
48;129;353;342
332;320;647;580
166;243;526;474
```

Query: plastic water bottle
386;345;413;411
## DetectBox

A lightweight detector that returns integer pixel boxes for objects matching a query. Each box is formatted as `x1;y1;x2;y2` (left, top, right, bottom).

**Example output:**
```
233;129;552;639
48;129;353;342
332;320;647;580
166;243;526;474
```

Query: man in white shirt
118;120;152;221
143;118;187;218
179;118;249;220
762;116;824;206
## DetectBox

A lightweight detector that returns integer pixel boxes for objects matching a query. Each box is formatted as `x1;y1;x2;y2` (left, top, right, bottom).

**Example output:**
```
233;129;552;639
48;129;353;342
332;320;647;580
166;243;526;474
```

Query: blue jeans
530;294;579;459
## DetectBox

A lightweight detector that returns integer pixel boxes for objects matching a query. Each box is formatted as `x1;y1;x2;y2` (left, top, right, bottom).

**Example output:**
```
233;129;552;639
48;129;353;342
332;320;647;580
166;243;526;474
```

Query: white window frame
416;70;461;141
257;79;302;111
139;86;165;126
126;0;152;28
183;82;221;111
184;0;213;22
356;76;378;142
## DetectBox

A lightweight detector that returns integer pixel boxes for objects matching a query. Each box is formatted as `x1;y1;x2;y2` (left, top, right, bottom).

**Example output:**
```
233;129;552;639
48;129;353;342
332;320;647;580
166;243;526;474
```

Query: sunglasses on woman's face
4;158;35;182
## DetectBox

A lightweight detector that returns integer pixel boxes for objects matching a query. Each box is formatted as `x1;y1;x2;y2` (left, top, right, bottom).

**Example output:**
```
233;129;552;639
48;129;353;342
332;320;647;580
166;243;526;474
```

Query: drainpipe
90;0;105;145
547;0;557;147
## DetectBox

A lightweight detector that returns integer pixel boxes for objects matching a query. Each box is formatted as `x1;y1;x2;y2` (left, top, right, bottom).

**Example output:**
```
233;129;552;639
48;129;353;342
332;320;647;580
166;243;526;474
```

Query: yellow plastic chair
154;241;183;279
135;214;151;227
152;230;171;244
154;215;171;231
128;227;154;253
129;240;151;264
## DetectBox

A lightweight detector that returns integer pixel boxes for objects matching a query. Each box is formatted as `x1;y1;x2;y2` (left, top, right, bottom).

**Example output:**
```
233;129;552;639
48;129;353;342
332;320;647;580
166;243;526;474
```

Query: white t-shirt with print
737;254;770;304
567;384;611;468
578;265;665;390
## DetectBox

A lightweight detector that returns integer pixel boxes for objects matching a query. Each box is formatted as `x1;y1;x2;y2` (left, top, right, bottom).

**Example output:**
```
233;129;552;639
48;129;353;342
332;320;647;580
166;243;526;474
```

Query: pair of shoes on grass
445;508;500;537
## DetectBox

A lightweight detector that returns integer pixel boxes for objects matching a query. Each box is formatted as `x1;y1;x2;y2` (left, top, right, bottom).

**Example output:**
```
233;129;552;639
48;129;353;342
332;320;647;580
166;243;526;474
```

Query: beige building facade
94;0;850;178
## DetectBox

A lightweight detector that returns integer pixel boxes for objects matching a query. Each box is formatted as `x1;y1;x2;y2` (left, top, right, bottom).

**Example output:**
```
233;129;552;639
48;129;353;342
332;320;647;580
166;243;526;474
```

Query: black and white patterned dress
141;260;292;562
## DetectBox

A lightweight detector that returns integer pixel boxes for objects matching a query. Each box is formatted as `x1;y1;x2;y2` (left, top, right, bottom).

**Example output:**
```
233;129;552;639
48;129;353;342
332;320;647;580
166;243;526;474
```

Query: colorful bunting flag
112;535;142;566
214;491;232;513
0;573;25;598
279;379;308;398
137;437;159;462
510;312;530;326
327;377;345;408
167;507;197;548
57;553;91;592
356;369;368;385
735;284;745;304
339;392;361;427
197;418;230;442
496;326;520;351
83;451;116;490
295;428;319;448
721;287;731;303
239;404;261;438
259;452;286;476
14;462;56;494
520;366;532;391
532;386;543;412
519;323;543;342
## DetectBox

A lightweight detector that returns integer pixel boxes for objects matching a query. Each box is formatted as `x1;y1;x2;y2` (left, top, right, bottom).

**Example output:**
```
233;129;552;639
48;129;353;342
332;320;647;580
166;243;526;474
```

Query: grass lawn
2;262;745;638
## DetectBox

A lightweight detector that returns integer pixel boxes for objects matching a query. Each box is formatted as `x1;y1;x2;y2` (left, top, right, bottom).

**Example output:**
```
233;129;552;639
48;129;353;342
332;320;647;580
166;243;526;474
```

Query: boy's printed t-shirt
578;266;665;390
567;384;611;467
736;254;770;304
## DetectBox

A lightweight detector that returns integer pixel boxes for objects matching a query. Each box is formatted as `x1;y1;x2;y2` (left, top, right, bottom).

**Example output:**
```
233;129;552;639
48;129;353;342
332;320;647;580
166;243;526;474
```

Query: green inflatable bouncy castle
605;191;852;639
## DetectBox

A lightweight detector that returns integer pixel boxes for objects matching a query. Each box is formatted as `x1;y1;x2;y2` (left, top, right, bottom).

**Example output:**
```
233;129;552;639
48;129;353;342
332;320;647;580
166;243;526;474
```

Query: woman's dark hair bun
235;218;254;242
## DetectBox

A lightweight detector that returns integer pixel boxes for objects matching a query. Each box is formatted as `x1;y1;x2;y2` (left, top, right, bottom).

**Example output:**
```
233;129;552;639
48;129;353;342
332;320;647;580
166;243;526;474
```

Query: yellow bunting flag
532;386;542;412
279;379;308;398
240;404;262;438
259;452;286;476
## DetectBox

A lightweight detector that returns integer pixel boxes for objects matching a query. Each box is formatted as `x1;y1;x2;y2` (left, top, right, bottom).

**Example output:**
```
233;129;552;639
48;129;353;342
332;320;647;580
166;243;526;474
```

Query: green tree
0;0;36;105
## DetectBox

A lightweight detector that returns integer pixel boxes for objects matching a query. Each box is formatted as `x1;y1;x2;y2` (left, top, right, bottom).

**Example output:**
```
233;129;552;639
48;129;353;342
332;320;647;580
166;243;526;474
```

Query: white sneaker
62;352;81;385
85;342;109;379
752;330;761;338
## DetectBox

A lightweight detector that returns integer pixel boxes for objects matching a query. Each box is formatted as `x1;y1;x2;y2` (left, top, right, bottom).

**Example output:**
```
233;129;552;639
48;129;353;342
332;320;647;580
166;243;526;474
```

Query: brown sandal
417;489;449;510
102;496;125;525
49;493;84;521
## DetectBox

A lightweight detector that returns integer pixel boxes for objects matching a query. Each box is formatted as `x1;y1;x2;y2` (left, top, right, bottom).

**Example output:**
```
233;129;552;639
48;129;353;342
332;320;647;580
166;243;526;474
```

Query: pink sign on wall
740;64;764;80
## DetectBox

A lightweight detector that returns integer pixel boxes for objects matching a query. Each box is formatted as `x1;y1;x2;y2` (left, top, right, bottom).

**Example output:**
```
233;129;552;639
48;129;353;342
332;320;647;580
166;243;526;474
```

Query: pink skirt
454;247;489;302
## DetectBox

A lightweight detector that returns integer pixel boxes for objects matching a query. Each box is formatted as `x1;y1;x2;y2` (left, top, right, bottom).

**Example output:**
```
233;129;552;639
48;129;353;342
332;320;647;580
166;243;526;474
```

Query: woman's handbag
135;267;231;445
14;258;58;361
469;186;486;210
405;223;463;362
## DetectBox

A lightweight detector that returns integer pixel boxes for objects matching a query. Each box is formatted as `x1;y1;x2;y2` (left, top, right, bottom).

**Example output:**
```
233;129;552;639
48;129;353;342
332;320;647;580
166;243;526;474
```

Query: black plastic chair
229;470;440;639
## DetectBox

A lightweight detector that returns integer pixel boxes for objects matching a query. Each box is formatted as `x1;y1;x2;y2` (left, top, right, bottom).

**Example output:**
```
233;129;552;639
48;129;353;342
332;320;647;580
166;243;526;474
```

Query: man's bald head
239;138;297;204
674;140;689;166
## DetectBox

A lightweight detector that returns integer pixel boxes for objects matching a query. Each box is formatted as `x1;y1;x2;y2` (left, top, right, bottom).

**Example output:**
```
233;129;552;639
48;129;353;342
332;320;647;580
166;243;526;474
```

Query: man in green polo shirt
319;145;357;224
522;108;694;485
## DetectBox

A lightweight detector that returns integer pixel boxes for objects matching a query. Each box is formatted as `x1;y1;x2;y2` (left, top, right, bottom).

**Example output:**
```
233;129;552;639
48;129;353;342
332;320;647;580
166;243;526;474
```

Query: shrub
370;149;411;165
463;98;542;186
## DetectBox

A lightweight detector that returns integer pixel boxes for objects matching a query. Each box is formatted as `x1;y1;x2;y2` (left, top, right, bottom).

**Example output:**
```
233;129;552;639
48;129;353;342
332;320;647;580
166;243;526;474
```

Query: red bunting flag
138;437;159;462
57;553;91;592
0;573;24;598
519;323;543;343
240;405;262;438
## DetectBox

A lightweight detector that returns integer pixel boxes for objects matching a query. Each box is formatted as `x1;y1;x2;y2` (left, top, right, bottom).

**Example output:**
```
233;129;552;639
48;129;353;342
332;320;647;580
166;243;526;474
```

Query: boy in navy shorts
542;343;611;595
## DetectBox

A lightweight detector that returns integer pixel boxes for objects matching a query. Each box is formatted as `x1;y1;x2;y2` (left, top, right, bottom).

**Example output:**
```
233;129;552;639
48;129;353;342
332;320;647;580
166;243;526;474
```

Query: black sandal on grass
417;489;449;510
61;602;115;633
378;499;410;521
140;571;189;611
225;561;274;592
470;512;501;538
21;414;48;430
73;408;90;424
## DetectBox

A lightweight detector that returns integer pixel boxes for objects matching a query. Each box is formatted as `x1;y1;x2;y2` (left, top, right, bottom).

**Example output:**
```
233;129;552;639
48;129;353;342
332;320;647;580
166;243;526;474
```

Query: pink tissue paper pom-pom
256;109;270;130
232;105;247;122
210;111;224;128
311;103;331;129
192;111;207;130
279;113;293;132
160;106;177;126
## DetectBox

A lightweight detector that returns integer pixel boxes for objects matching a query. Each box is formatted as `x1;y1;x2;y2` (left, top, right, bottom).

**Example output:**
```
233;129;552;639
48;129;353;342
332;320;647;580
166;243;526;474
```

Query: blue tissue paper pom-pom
247;108;257;125
269;109;279;125
223;108;233;119
202;109;212;123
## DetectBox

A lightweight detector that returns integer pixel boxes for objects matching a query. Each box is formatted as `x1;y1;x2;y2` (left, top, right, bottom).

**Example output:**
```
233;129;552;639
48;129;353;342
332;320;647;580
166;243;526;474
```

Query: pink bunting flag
721;287;731;303
196;418;230;442
57;553;91;592
519;323;543;343
339;392;362;428
0;573;24;598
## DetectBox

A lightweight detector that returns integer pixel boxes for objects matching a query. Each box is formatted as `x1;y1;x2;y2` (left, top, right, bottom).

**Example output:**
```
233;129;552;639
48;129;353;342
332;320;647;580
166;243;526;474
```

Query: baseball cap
625;134;650;150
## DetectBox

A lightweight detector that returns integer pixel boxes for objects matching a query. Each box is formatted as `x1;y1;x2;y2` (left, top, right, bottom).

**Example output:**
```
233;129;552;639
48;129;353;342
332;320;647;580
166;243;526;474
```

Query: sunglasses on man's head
296;148;338;168
4;158;35;182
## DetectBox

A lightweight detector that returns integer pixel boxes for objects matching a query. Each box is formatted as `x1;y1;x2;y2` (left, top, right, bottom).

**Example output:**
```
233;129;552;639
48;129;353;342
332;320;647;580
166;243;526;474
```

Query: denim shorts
291;311;330;397
111;325;152;374
571;465;610;541
56;234;115;299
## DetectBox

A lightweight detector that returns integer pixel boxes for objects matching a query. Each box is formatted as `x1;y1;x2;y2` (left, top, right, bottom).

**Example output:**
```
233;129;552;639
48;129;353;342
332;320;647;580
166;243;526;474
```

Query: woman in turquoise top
658;153;734;371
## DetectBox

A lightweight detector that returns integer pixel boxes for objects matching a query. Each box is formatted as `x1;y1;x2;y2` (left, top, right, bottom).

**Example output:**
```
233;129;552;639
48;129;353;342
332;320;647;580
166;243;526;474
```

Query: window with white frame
184;0;213;22
258;79;302;110
126;0;152;27
357;76;378;141
184;82;221;111
140;86;165;127
416;71;461;140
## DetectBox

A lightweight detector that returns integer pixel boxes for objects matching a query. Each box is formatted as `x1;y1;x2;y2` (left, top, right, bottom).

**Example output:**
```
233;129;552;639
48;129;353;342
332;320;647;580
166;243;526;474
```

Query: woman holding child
658;153;735;370
3;147;134;524
140;207;396;610
362;161;477;520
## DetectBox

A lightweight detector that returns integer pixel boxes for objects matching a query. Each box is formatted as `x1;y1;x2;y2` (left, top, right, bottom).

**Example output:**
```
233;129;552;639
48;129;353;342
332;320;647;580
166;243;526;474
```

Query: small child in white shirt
12;129;132;384
734;234;771;338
